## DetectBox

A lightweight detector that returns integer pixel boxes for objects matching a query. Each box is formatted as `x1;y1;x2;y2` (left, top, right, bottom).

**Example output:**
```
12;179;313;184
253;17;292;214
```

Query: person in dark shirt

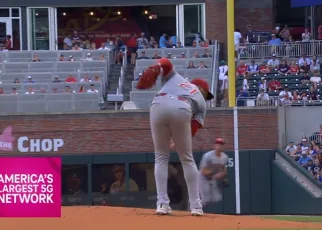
244;24;256;43
278;60;290;74
309;87;318;100
300;72;310;84
312;159;321;176
300;61;310;74
137;51;149;59
151;51;161;59
306;159;314;174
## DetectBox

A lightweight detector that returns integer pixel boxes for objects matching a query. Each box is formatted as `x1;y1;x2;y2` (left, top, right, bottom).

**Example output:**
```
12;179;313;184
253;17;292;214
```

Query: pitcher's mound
2;207;322;230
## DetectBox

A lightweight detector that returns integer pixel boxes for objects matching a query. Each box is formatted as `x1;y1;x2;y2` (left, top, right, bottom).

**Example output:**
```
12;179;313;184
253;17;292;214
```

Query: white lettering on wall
17;137;64;153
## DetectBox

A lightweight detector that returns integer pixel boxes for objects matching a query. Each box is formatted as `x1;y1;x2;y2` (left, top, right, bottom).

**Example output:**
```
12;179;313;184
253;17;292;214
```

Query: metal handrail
239;40;322;59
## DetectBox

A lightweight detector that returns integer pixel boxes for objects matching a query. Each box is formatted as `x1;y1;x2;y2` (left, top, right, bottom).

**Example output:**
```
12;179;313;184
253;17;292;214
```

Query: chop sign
18;137;64;153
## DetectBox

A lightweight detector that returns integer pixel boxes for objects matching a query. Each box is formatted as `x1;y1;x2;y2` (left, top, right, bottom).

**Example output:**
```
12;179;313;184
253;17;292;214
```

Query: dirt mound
2;207;321;230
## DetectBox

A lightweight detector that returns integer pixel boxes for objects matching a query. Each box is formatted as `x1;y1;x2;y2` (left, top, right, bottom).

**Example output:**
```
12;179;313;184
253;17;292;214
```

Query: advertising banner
291;0;321;7
0;157;61;217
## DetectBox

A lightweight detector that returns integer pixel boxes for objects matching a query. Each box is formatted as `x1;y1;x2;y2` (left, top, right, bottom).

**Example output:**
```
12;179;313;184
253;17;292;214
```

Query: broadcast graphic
0;157;61;217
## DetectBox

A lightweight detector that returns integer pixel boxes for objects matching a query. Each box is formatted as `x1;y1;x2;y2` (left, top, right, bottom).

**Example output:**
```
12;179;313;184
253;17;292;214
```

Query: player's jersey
153;72;207;126
199;150;228;178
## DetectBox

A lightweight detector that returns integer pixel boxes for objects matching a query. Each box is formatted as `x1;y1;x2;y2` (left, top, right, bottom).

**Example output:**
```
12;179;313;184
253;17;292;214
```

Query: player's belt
156;93;189;103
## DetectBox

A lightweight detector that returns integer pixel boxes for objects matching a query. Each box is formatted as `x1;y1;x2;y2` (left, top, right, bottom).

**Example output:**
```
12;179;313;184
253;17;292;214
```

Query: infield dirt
2;207;322;230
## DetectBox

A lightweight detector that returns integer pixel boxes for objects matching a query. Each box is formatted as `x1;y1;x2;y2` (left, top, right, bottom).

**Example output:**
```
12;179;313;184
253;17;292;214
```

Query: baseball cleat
156;204;172;215
191;208;204;216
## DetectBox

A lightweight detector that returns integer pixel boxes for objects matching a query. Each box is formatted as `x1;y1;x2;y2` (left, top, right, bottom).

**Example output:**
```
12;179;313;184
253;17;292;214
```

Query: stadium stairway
107;64;121;95
122;64;136;101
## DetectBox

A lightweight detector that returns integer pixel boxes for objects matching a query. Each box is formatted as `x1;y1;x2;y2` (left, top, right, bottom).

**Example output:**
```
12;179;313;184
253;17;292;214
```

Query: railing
211;41;220;107
239;40;322;59
284;133;322;146
237;96;322;107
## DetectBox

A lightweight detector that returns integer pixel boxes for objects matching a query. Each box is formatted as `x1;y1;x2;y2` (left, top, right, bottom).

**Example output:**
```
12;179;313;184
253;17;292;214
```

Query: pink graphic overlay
0;126;15;151
0;157;61;217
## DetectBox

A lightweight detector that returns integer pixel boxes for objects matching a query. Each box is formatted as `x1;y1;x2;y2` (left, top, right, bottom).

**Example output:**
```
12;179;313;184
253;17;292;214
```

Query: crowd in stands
235;53;322;105
285;125;322;182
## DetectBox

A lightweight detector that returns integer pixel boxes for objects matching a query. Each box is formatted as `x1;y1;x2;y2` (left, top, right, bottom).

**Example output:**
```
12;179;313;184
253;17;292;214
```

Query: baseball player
136;58;214;216
198;138;228;205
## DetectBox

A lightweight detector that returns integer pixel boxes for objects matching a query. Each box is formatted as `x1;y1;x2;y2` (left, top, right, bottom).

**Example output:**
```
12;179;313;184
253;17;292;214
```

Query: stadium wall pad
0;107;278;154
4;108;322;214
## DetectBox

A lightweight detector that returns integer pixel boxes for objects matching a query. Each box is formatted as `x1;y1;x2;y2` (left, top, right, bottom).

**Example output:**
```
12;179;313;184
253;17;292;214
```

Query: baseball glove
136;64;161;89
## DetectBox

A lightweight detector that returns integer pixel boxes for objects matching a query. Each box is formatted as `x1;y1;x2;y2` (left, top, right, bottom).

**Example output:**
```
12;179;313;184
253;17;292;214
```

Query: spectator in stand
105;39;115;50
89;42;96;50
257;89;269;103
313;159;322;177
278;60;290;74
32;53;40;62
99;53;105;61
279;25;291;42
259;61;270;74
66;74;77;83
177;41;183;48
290;144;302;161
25;87;34;94
115;35;124;65
80;74;92;82
300;92;309;101
290;61;300;74
300;61;310;74
71;31;83;45
93;75;101;82
306;159;314;175
14;78;20;83
137;51;149;60
192;40;197;47
166;38;175;48
72;43;82;51
137;32;148;49
52;76;62;83
234;28;242;58
5;35;12;50
267;54;280;70
268;34;281;55
297;150;312;167
247;60;259;74
166;53;172;59
0;88;4;94
310;60;320;73
187;61;195;69
285;141;296;155
98;42;107;50
11;88;18;94
59;55;65;61
298;54;311;66
279;86;292;104
79;85;86;93
148;36;158;48
85;53;93;61
292;91;300;101
39;87;46;93
302;28;312;42
237;88;248;98
64;86;75;93
312;55;320;64
180;52;186;58
242;75;249;92
310;70;321;90
301;136;310;149
87;84;99;93
127;34;138;65
268;77;282;91
237;61;248;75
68;55;75;61
244;24;256;43
200;40;209;47
202;49;211;58
197;61;207;69
192;51;200;58
300;72;310;84
309;87;318;100
152;51;161;59
258;77;268;92
25;76;35;83
159;33;167;48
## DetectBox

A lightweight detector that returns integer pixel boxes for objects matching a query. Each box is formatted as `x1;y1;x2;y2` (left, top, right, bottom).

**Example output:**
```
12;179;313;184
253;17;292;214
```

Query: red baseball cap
215;137;225;145
157;58;173;76
190;78;214;100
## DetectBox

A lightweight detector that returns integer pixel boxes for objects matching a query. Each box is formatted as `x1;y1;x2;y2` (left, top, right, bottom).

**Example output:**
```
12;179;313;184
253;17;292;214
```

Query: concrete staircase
105;64;135;109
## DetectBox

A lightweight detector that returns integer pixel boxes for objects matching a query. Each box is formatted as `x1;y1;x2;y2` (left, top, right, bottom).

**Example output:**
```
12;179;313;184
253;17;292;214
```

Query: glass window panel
11;8;20;17
128;163;188;210
91;164;126;206
184;5;203;47
62;165;88;206
30;8;49;50
0;9;10;17
0;22;7;48
12;19;20;50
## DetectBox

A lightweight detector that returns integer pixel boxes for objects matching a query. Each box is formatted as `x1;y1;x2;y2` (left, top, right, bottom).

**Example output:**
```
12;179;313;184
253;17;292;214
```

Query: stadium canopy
291;0;321;7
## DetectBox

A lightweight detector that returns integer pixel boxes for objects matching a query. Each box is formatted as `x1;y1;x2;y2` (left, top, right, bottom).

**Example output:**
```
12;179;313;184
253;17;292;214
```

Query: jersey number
178;82;199;95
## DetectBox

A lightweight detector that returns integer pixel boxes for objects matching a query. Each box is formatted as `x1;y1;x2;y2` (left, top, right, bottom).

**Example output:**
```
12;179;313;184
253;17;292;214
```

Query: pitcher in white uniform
136;58;214;216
